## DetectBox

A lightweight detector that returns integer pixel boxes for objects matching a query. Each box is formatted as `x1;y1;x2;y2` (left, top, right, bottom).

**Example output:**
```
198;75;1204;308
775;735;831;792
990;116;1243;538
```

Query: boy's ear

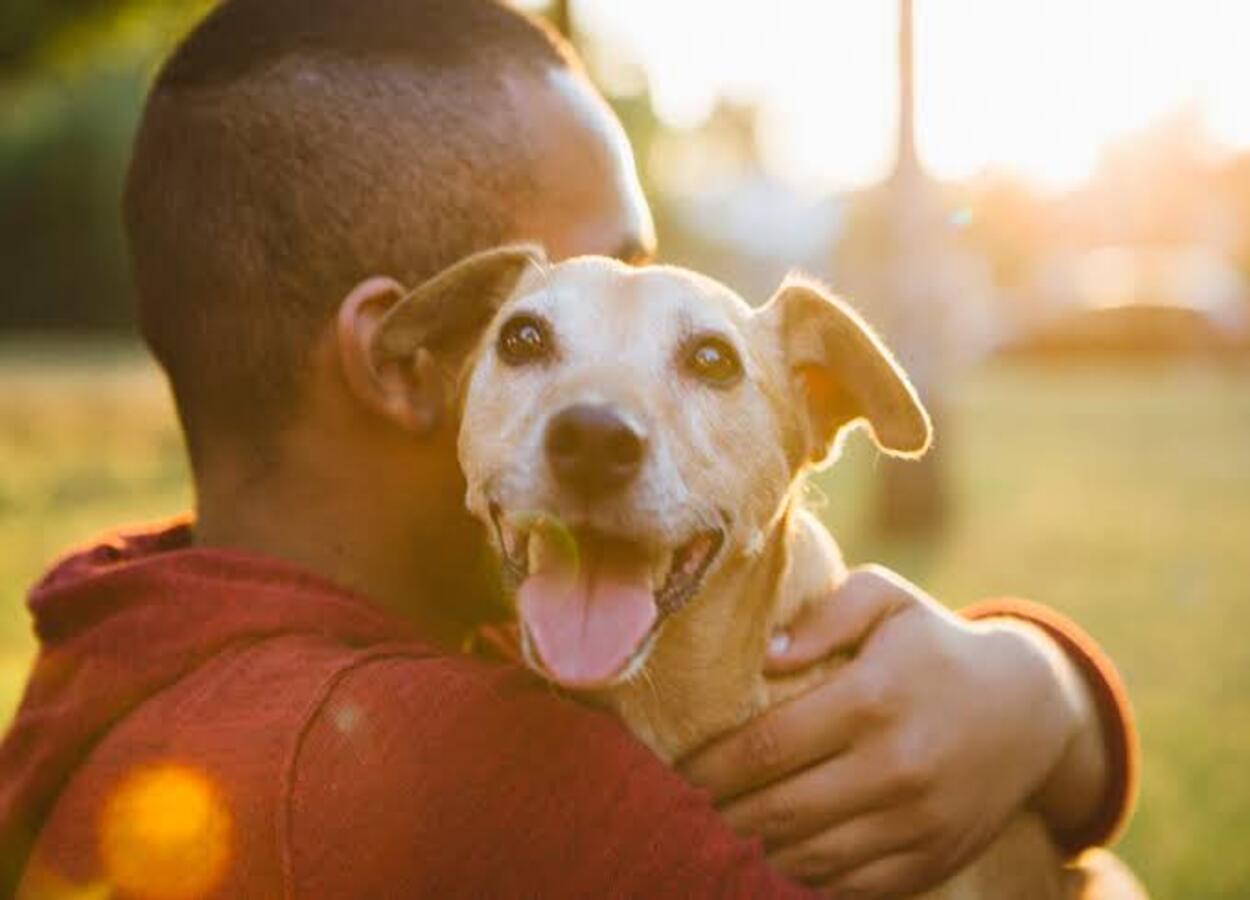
761;276;931;468
337;243;545;434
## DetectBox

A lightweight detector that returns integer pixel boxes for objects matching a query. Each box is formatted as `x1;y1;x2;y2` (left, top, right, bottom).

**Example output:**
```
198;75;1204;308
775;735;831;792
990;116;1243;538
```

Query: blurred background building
2;2;1250;896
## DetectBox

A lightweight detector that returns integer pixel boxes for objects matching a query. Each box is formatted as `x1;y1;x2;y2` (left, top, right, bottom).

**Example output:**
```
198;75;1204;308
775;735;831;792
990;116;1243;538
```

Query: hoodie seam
277;650;437;900
3;631;342;899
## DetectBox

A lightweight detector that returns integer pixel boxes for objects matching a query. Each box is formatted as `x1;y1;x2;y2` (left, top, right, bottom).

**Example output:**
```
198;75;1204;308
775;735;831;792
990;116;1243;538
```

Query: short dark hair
124;0;573;462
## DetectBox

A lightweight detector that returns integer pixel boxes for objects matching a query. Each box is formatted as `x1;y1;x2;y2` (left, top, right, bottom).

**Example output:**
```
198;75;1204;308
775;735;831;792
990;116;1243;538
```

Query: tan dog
372;245;1074;899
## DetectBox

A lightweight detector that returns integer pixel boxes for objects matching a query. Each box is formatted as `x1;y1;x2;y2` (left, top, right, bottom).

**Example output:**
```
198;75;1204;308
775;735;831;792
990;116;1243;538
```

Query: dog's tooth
652;549;674;588
527;515;581;577
528;529;546;573
527;525;568;574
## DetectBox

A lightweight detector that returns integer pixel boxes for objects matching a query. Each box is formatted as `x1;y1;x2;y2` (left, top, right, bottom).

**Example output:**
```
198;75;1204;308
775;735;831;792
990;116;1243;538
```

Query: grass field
1;341;1247;898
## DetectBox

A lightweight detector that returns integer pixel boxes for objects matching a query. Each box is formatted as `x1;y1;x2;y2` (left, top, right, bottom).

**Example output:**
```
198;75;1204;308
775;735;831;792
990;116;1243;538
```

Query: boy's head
125;0;653;468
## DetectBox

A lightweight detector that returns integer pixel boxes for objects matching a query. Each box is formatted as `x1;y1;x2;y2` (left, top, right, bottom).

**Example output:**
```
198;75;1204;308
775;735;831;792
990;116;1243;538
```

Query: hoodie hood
0;519;424;893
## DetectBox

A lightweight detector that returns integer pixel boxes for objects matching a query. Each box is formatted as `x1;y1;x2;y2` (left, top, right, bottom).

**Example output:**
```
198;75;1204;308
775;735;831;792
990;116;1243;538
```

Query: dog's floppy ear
763;275;931;468
371;242;546;369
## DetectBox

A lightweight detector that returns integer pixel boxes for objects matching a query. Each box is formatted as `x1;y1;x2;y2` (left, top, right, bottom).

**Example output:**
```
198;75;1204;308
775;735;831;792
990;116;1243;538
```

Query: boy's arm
284;655;817;899
680;567;1137;896
961;597;1137;853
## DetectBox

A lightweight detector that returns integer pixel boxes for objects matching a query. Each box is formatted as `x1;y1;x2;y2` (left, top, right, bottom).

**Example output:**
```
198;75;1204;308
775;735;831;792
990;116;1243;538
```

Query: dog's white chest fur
603;508;1071;900
598;507;845;764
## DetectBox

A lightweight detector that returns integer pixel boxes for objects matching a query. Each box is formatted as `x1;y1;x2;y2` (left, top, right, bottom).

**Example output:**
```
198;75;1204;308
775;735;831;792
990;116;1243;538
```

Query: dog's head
372;245;930;689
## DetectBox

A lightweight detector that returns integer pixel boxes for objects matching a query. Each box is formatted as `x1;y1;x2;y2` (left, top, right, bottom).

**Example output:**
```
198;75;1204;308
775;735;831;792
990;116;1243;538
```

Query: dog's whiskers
632;663;662;707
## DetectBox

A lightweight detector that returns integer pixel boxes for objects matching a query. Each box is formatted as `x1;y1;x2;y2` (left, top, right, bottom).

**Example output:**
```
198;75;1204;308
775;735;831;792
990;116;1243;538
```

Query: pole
549;0;572;39
897;0;918;177
874;0;950;535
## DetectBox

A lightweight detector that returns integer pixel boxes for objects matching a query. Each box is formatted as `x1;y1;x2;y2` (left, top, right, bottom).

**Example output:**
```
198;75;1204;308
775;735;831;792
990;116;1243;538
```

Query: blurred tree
1;0;119;72
0;69;144;330
1220;153;1250;291
0;1;207;334
1;0;205;78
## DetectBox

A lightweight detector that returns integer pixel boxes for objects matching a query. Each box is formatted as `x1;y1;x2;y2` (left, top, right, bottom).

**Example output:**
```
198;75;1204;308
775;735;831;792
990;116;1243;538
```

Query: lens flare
98;763;232;900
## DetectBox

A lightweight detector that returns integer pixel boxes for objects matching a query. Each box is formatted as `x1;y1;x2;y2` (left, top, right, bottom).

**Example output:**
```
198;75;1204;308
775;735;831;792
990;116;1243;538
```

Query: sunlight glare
573;0;1250;192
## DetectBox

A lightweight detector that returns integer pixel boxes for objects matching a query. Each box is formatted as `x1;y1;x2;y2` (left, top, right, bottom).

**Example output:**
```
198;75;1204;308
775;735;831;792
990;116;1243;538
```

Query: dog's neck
596;501;817;763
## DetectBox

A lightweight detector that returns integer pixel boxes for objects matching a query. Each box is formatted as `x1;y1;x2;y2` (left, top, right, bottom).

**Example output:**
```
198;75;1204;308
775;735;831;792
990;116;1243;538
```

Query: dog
370;244;1089;899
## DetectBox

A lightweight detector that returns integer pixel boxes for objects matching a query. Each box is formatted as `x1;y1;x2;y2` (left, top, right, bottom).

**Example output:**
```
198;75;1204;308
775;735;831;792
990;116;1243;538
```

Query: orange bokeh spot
98;763;232;900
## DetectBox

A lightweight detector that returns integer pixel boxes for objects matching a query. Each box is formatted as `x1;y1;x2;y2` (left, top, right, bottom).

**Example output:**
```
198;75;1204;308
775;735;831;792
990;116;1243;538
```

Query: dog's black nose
546;403;647;498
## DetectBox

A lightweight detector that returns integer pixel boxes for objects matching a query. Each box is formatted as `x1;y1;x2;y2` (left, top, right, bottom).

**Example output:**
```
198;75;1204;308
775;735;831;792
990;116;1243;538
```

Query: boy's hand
678;566;1104;898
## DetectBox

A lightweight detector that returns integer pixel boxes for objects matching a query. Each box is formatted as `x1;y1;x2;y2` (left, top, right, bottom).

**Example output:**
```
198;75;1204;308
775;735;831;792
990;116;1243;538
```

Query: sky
526;0;1250;193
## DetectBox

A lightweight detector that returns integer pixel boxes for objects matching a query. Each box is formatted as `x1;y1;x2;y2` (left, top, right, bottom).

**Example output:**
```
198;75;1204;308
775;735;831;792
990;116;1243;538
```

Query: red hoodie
0;521;816;898
0;521;1136;898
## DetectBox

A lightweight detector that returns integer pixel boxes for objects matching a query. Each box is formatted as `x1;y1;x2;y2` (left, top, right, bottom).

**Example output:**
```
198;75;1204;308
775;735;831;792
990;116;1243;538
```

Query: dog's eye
497;314;552;366
685;336;742;387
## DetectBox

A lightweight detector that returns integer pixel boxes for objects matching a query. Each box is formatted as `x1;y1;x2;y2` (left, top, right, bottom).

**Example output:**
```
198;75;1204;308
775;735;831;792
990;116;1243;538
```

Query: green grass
0;340;190;720
817;361;1250;900
2;342;1247;897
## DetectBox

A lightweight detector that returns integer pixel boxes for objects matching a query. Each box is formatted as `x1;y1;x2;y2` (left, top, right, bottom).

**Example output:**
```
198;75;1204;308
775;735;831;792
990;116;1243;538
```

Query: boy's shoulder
21;633;663;898
21;630;806;899
285;650;799;898
18;634;477;897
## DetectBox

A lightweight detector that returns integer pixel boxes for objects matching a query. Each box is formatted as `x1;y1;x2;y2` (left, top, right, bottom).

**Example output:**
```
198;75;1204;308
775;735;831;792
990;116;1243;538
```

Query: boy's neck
191;437;490;650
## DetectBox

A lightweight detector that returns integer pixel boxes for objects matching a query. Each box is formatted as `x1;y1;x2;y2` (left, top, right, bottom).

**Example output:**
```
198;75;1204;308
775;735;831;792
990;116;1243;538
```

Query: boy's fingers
721;749;902;848
767;808;921;884
678;661;878;801
765;566;911;675
821;849;945;899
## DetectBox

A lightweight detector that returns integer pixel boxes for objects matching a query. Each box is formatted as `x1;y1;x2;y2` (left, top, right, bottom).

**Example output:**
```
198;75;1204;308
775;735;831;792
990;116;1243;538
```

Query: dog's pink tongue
518;546;656;688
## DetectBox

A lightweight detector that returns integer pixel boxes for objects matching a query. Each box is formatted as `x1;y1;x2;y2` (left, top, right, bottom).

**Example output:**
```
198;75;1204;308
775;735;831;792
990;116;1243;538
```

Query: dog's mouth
489;503;724;690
